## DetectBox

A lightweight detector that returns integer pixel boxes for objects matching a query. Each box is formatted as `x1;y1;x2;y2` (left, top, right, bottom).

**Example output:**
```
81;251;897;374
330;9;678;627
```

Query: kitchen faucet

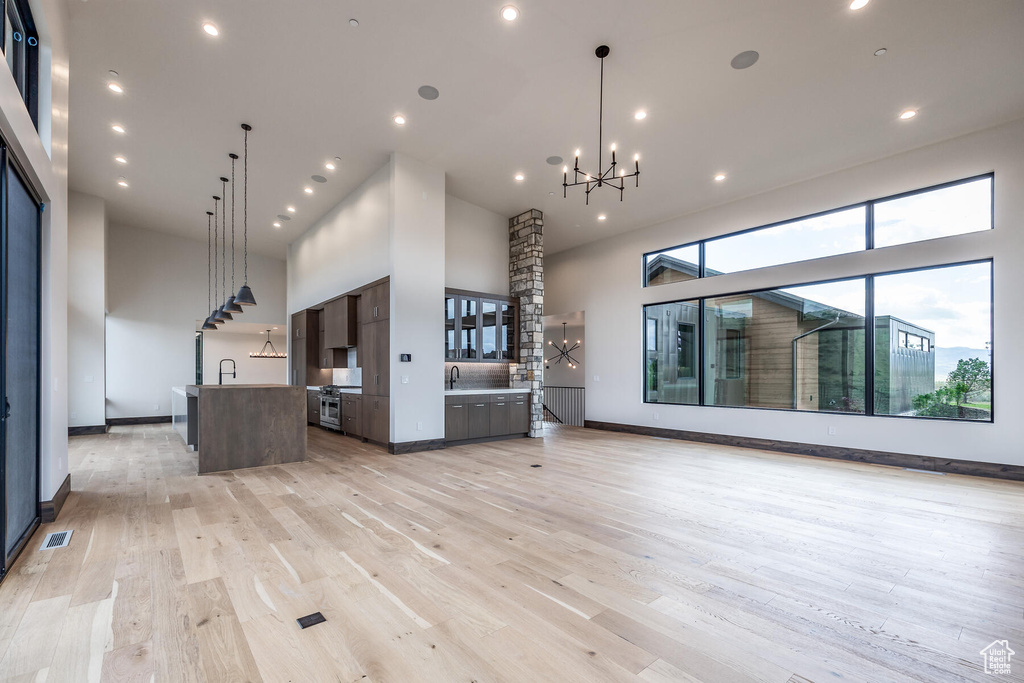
219;358;236;385
449;365;460;390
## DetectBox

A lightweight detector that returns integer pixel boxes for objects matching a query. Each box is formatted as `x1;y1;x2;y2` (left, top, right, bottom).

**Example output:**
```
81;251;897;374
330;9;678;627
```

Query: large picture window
643;262;992;422
644;174;993;287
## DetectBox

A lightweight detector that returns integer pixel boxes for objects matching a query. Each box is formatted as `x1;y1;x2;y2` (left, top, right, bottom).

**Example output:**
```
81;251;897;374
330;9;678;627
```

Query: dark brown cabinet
444;402;467;441
489;399;509;436
342;395;361;437
291;310;327;387
361;281;390;322
323;296;357;348
510;395;530;434
361;318;389;396
362;396;389;444
467;400;490;439
307;390;320;425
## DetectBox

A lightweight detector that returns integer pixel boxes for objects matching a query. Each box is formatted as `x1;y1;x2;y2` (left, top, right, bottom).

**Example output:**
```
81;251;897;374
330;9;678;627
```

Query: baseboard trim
388;438;446;455
69;425;107;436
107;415;172;426
444;433;528;448
39;473;71;523
584;420;1024;482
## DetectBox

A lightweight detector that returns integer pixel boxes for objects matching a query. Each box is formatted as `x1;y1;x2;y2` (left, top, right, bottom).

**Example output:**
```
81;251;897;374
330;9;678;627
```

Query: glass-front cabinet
445;291;516;362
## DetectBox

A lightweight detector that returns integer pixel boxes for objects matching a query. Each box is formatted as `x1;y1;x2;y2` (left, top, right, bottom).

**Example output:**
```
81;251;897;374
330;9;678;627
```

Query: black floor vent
297;612;327;629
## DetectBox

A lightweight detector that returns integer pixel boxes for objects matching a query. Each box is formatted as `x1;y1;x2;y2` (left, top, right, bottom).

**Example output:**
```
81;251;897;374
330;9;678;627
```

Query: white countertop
307;386;361;394
444;388;529;395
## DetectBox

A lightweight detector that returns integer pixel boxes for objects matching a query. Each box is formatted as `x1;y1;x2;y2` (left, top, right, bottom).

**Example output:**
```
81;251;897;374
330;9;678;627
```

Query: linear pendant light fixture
250;329;286;359
233;123;257;307
562;45;640;204
224;153;243;314
202;211;219;330
211;195;226;323
216;177;234;321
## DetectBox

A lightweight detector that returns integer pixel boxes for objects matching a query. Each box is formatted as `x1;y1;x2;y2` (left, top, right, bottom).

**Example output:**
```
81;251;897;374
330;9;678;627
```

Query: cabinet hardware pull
496;402;504;406
452;405;463;408
475;403;485;407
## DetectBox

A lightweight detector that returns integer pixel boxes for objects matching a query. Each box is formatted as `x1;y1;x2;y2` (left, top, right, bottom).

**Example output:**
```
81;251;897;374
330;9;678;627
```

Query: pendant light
211;195;227;323
216;177;234;321
223;152;244;314
233;123;257;306
202;211;219;330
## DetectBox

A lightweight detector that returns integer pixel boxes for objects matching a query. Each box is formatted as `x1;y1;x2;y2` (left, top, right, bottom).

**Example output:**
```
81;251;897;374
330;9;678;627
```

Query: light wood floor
1;425;1022;682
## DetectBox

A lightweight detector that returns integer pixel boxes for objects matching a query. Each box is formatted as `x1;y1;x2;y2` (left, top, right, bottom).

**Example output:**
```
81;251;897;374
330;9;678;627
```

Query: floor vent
296;612;326;629
40;530;73;550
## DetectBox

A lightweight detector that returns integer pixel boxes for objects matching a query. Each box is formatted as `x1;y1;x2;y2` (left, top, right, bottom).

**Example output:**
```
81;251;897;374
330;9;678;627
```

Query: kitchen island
185;384;307;474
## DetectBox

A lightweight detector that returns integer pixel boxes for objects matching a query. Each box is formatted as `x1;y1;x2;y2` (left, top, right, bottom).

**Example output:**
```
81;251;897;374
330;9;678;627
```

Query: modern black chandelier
562;45;640;204
250;330;286;359
547;322;581;369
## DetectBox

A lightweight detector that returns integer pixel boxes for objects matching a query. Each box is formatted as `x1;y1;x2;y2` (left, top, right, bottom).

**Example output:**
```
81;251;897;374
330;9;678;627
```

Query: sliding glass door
1;144;42;580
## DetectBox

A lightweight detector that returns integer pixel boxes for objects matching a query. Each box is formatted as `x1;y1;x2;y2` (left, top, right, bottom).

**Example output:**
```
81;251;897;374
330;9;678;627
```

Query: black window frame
641;259;994;424
642;173;995;288
1;0;39;128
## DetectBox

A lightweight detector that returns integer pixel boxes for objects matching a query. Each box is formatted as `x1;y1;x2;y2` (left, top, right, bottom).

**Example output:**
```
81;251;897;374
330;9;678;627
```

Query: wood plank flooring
2;424;1022;682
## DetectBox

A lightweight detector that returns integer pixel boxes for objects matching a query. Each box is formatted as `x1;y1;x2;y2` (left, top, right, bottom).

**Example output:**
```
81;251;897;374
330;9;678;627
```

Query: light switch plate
401;376;409;384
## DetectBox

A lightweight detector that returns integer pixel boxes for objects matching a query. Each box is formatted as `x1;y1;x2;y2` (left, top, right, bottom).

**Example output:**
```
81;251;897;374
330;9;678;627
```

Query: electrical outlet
152;403;160;411
417;421;423;431
653;412;659;420
593;375;600;382
828;426;836;436
401;375;409;384
70;412;77;420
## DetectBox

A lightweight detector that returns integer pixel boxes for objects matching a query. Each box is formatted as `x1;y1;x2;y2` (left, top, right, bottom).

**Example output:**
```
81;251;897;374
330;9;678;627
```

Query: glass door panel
459;297;478;360
2;158;41;574
501;303;516;361
481;301;498;360
444;296;458;360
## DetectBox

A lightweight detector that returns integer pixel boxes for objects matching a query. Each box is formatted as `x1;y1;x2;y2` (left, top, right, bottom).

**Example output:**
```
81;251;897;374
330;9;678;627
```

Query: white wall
67;191;106;427
0;0;70;500
106;224;286;418
543;322;585;388
202;331;287;386
445;194;508;295
390;153;446;443
547;118;1024;467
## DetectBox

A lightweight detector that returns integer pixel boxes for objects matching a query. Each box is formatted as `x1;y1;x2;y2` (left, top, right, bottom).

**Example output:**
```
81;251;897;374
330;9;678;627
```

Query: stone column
509;209;544;437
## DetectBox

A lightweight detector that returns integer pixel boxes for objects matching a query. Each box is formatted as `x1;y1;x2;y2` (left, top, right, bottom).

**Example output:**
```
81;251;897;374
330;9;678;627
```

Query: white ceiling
67;0;1024;259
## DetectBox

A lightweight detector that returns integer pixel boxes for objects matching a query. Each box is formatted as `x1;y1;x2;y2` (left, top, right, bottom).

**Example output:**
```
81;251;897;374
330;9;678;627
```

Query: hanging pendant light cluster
250;329;286;359
202;123;258;331
562;45;640;205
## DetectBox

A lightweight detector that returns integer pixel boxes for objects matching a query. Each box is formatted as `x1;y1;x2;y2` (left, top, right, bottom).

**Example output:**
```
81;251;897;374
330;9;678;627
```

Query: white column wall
67;191;106;427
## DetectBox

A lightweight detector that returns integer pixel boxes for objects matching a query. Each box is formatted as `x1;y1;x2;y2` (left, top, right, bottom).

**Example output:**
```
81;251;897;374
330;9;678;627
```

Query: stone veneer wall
509;209;544;437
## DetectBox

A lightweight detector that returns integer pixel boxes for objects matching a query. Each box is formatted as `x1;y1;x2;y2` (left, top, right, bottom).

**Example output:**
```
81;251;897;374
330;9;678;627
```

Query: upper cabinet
445;290;516;362
323;296;357;348
361;281;390;322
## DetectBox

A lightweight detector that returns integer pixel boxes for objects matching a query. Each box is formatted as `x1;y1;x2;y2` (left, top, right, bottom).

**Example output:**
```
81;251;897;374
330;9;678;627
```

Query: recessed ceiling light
325;161;336;171
418;85;440;101
111;124;125;134
304;187;313;194
311;175;327;183
514;173;525;181
114;155;127;164
730;50;759;70
349;18;359;27
117;177;128;188
107;82;124;94
899;109;918;120
546;156;563;166
393;114;406;125
634;110;647;120
874;47;887;56
273;222;281;228
714;173;726;181
287;206;296;212
501;5;519;21
597;214;607;221
276;214;291;221
202;22;219;36
850;0;869;9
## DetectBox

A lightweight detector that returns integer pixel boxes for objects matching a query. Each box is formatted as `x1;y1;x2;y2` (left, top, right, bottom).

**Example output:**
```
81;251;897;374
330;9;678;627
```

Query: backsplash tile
445;362;510;389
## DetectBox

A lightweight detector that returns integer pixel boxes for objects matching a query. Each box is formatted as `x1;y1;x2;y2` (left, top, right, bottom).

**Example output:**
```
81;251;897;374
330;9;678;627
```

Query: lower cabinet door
369;396;389;444
510;397;530;433
445;403;468;441
467;402;490;439
343;414;360;437
489;401;510;436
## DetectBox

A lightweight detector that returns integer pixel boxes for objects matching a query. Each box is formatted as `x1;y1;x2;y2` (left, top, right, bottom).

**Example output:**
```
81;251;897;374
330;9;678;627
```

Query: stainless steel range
319;385;342;431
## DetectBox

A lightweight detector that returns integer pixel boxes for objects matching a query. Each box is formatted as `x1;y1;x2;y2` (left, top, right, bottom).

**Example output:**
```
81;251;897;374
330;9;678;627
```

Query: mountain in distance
934;347;991;379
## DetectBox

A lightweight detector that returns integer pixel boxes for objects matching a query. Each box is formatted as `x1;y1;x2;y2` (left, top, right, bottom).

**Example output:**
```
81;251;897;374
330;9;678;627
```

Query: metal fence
543;386;585;426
